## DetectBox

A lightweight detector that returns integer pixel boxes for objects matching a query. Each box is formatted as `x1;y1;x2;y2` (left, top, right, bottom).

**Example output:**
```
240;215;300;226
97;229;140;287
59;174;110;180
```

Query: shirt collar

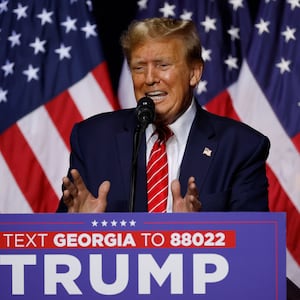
146;98;197;143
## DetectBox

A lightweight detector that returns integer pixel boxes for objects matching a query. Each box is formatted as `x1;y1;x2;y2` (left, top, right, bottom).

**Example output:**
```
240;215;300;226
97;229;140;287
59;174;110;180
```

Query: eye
157;62;170;70
132;65;144;73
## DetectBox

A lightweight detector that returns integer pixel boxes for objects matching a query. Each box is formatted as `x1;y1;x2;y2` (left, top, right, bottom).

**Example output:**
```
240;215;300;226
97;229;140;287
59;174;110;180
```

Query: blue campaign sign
0;212;285;299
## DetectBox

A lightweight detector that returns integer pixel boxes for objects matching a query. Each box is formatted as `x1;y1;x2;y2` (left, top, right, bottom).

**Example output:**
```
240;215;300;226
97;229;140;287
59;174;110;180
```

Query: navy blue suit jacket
57;103;270;212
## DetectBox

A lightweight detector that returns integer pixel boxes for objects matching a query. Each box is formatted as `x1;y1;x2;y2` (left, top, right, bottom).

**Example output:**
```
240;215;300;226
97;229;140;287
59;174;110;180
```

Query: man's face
130;38;202;125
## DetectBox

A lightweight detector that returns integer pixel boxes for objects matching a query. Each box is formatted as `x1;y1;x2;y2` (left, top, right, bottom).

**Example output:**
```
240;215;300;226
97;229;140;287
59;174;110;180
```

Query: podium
0;212;286;299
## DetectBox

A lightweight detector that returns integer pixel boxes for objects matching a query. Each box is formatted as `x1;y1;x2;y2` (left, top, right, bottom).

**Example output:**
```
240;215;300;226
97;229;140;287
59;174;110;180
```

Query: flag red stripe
92;62;120;110
204;89;300;265
45;91;83;151
205;90;240;121
0;125;58;212
292;132;300;153
267;165;300;264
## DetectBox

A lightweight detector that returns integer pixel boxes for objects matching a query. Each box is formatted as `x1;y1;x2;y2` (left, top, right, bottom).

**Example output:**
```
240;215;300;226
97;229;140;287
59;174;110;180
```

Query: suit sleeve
229;134;270;211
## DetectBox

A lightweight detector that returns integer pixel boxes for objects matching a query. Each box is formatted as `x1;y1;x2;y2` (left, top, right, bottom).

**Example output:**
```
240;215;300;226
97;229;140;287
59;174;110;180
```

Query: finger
187;176;197;195
171;179;181;201
171;179;186;212
62;176;78;198
70;169;88;191
98;181;110;200
186;177;201;211
189;196;202;211
96;181;110;212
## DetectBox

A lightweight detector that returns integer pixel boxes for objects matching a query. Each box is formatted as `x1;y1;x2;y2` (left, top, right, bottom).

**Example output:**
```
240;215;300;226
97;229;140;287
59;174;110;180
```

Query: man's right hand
62;169;110;213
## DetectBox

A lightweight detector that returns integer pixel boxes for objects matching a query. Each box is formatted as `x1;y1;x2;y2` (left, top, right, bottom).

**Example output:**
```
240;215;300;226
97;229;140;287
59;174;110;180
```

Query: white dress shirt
145;99;196;212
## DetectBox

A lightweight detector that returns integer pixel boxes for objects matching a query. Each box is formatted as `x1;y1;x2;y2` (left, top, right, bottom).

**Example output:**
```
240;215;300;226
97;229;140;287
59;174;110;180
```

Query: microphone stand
129;122;147;212
128;96;155;212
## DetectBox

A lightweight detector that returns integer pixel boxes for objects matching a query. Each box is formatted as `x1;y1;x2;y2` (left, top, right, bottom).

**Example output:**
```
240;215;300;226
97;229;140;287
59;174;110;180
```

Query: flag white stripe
229;61;300;211
0;153;32;213
69;72;114;119
287;249;300;287
17;106;70;198
118;61;135;109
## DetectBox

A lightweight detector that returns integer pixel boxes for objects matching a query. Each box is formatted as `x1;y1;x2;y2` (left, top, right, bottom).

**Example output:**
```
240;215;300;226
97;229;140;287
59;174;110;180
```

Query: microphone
129;97;155;212
135;96;155;128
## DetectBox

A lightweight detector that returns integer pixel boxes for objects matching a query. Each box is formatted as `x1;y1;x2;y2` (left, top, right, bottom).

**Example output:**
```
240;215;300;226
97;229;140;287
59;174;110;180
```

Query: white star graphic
23;64;39;82
227;26;240;41
229;0;244;11
30;37;46;54
180;9;193;20
201;16;217;33
111;220;117;227
276;58;291;74
37;9;53;26
224;55;239;70
159;2;176;18
55;43;72;60
255;18;270;35
81;21;97;38
61;16;77;33
0;87;8;103
129;219;136;227
287;0;300;10
101;220;108;227
1;60;14;76
13;3;28;20
281;26;296;43
86;0;93;11
8;31;21;47
0;1;9;13
201;47;212;62
196;80;208;94
137;0;148;10
120;220;127;227
91;220;98;227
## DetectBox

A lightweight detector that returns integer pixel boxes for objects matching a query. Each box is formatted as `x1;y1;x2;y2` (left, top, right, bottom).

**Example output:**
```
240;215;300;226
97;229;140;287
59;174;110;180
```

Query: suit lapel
179;106;218;192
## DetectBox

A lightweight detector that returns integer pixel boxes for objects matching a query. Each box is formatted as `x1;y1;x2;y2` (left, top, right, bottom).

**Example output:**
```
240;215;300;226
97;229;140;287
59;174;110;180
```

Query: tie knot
155;126;173;142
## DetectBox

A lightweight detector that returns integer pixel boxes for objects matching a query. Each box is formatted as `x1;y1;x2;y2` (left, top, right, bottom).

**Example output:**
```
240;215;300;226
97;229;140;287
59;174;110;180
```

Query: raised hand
171;176;202;212
62;169;110;213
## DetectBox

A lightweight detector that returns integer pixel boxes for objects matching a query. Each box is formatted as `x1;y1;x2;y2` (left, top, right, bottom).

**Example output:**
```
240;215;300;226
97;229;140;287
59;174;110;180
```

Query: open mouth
145;91;167;102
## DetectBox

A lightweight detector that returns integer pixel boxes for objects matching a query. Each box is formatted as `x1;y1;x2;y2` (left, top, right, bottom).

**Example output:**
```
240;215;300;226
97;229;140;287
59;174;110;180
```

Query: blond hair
120;17;204;67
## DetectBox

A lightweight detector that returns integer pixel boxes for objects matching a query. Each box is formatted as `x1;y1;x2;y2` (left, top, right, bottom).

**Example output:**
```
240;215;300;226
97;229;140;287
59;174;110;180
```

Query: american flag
118;0;300;287
0;0;118;212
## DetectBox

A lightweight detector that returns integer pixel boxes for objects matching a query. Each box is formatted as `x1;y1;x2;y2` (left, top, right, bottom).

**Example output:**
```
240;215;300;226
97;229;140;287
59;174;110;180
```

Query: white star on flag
29;37;46;54
37;9;53;25
22;64;39;82
2;60;14;76
159;2;176;17
13;3;28;20
81;21;97;38
201;15;217;32
61;16;77;33
55;43;72;60
8;31;21;47
0;88;8;103
281;26;296;43
255;18;270;34
276;58;291;74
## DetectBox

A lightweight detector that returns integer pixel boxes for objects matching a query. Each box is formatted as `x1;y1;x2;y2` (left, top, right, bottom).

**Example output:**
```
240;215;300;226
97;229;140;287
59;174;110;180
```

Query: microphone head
136;97;155;126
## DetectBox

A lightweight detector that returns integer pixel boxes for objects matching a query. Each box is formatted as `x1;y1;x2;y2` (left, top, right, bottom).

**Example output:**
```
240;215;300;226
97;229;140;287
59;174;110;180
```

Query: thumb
97;181;110;203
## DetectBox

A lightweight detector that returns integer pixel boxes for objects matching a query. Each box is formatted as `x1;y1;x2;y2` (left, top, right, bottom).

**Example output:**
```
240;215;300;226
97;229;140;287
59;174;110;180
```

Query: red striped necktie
147;126;173;213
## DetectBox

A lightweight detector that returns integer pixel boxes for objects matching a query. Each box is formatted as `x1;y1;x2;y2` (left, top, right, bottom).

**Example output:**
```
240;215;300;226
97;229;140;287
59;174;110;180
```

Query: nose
145;66;159;85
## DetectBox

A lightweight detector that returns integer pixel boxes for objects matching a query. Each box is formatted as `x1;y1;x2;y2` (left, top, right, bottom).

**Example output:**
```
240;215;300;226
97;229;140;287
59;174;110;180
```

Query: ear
190;63;203;87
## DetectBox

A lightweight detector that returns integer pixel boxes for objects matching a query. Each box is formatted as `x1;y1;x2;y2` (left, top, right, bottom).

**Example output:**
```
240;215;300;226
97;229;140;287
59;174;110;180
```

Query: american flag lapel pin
203;147;212;157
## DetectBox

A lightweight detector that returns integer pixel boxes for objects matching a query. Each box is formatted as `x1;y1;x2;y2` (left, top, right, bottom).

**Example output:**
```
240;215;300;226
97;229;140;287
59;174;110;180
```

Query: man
56;17;270;213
